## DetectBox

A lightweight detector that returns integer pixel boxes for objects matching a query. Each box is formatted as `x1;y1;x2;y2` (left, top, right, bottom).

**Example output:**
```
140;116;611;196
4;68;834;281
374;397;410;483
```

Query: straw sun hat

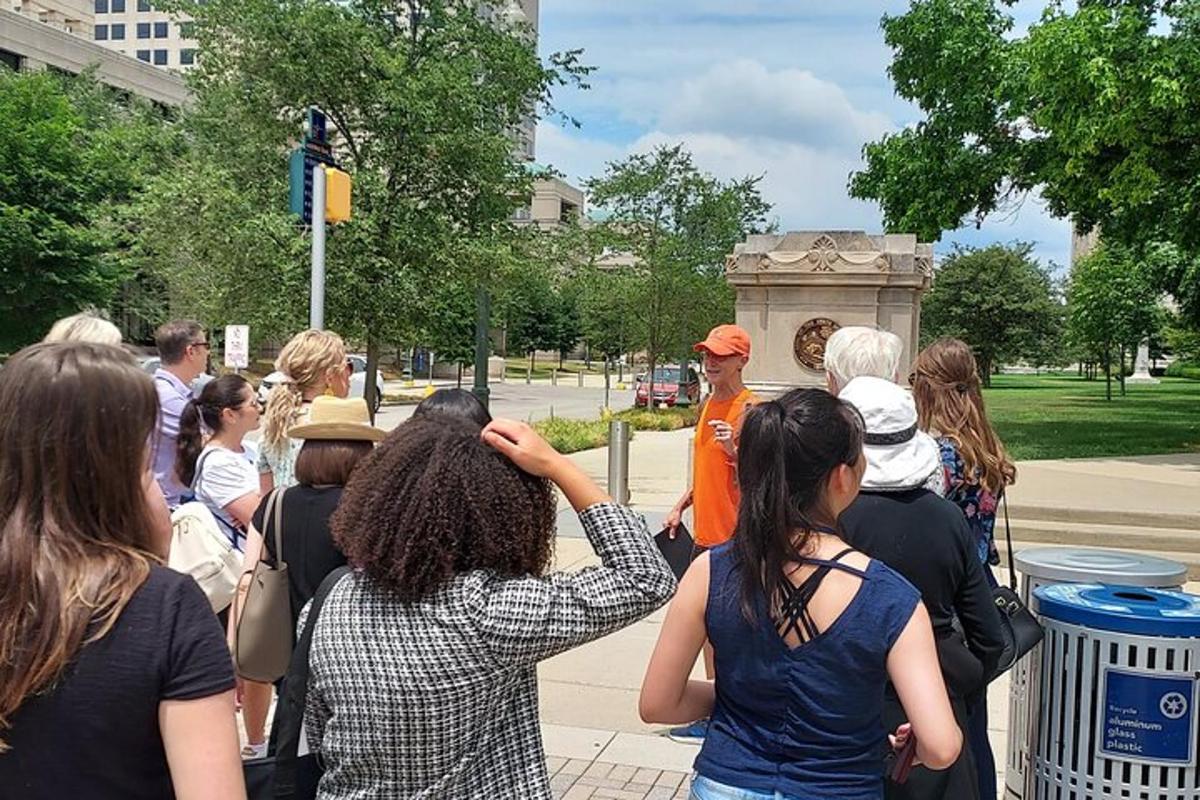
287;396;387;442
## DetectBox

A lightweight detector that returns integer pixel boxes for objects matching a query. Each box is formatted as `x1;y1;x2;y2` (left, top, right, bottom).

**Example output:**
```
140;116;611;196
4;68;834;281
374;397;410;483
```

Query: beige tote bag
235;488;293;683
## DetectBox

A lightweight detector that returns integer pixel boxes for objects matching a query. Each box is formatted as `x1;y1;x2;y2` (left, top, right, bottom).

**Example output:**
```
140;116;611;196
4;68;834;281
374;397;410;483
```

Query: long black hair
413;388;493;429
732;388;864;623
175;374;252;487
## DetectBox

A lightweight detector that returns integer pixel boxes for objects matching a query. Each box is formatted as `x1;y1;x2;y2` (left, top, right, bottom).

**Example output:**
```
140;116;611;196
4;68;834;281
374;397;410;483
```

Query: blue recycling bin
1029;583;1200;799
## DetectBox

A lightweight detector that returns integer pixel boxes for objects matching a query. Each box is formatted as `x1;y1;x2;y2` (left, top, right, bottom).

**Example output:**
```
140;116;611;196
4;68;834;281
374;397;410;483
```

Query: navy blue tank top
694;544;921;799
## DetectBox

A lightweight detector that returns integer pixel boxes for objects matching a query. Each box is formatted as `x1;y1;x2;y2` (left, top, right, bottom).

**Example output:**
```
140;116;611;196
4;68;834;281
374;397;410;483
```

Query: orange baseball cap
694;324;751;357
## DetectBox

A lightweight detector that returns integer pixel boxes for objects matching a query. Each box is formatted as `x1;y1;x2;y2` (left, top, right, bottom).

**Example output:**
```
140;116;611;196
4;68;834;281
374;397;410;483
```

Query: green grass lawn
984;373;1200;461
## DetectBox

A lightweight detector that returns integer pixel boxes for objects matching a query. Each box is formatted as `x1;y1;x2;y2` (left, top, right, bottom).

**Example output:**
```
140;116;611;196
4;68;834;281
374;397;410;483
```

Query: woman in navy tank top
640;389;962;800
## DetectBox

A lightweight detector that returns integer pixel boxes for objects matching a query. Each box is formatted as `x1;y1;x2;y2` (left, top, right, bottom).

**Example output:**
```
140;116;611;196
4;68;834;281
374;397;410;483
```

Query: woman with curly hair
303;414;676;799
910;337;1017;800
258;329;350;493
0;343;243;799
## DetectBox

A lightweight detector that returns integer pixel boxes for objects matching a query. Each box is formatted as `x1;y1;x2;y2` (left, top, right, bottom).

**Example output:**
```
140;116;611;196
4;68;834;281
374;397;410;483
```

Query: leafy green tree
0;69;174;350
920;244;1062;385
586;144;772;401
1067;244;1159;399
849;0;1200;325
142;0;588;408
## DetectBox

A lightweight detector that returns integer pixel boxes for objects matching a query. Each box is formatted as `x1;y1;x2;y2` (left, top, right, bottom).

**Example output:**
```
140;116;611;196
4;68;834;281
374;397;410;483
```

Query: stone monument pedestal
1127;341;1160;384
725;231;933;394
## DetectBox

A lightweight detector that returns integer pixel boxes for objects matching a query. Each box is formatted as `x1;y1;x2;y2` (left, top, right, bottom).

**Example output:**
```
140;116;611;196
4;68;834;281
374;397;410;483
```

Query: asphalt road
373;381;638;431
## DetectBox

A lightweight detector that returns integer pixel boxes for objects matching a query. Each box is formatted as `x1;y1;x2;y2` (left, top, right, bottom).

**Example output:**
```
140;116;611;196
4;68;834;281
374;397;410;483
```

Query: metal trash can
1005;548;1187;800
1029;583;1200;799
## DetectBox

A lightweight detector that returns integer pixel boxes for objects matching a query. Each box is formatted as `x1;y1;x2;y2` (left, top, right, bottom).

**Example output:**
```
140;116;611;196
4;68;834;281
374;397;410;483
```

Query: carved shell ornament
806;234;839;272
793;317;841;371
724;254;738;274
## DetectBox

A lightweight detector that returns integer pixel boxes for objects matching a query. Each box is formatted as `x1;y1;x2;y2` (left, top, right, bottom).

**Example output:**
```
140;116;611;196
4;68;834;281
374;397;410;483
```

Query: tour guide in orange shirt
662;324;757;743
664;323;758;551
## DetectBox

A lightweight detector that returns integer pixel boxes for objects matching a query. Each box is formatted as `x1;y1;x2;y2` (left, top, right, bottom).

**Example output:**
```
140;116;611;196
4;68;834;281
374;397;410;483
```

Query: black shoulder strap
270;565;351;796
1002;491;1016;591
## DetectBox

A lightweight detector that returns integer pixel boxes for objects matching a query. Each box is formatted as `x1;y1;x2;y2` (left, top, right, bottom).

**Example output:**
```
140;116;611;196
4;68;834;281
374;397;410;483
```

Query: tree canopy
849;0;1200;325
0;69;175;350
585;144;772;383
140;0;589;394
920;243;1063;384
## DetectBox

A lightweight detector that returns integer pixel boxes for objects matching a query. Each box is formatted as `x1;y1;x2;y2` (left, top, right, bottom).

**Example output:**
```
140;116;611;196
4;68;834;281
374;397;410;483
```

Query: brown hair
294;440;373;486
262;330;347;457
155;319;204;365
911;337;1016;494
331;415;556;602
0;343;160;750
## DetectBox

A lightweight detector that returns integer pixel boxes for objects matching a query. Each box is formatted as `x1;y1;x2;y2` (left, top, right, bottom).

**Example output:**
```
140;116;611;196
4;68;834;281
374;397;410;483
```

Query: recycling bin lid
1014;547;1187;586
1033;583;1200;637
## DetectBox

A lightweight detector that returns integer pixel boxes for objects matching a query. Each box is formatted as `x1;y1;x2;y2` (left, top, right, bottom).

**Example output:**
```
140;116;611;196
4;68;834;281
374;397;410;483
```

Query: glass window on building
137;0;150;10
111;0;125;11
179;21;195;38
94;0;108;13
94;24;108;40
180;48;196;66
153;21;168;38
137;22;150;38
136;50;151;62
153;49;167;65
111;23;125;39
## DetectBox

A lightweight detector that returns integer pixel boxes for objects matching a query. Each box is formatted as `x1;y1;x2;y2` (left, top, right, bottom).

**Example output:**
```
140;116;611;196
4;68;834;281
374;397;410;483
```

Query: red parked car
634;366;701;408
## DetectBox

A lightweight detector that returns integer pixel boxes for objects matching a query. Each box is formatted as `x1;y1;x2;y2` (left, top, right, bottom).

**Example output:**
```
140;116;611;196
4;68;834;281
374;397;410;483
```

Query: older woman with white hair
823;325;904;394
43;311;123;346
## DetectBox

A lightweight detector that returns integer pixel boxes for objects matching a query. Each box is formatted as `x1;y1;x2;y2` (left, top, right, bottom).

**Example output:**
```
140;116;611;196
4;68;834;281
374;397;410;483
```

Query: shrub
614;406;700;431
532;417;611;454
1165;361;1200;380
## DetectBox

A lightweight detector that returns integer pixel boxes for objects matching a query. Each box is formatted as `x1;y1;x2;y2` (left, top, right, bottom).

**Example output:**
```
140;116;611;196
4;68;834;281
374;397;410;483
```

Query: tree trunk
1104;345;1112;401
1119;344;1127;396
980;357;993;388
559;351;565;369
456;362;463;389
365;334;381;424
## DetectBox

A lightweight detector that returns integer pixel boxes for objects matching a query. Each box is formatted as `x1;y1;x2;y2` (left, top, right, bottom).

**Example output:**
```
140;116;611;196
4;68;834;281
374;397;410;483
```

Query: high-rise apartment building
90;0;196;70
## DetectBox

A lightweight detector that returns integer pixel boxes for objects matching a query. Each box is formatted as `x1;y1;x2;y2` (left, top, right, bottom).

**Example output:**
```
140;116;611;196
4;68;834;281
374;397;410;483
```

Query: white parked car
257;354;384;413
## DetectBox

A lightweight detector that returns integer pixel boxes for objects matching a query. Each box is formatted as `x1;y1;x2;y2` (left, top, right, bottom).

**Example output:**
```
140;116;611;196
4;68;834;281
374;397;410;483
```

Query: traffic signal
325;167;352;223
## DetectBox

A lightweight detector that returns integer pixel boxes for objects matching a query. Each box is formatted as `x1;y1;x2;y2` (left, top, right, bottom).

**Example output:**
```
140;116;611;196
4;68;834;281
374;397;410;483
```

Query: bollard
607;420;631;505
551;369;558;387
577;371;584;388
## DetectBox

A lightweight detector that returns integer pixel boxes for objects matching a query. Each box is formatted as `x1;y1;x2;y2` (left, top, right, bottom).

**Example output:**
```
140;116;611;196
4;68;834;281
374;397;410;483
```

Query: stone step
1006;517;1200;554
1006;503;1200;532
999;541;1200;582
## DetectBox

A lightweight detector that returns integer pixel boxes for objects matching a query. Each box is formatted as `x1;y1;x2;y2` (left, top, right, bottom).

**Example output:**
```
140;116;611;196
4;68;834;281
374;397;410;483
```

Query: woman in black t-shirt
236;397;384;634
0;343;243;800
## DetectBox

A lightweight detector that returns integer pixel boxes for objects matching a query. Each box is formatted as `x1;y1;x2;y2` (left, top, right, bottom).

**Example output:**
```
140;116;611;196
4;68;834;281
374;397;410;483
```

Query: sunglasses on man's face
189;340;210;351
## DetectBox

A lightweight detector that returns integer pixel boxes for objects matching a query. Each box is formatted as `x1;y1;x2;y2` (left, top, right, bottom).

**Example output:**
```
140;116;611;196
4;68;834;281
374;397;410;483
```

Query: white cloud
659;60;894;151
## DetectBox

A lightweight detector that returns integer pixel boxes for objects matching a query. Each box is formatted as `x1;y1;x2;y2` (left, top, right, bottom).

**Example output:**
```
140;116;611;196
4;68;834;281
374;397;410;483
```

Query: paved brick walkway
547;757;692;800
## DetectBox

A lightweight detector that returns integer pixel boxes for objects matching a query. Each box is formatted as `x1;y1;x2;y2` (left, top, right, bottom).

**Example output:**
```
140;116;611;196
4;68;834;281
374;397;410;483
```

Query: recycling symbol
1160;692;1188;720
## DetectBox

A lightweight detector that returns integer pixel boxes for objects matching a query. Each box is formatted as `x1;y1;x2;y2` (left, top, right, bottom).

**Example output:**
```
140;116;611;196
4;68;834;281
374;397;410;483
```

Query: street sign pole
310;164;327;329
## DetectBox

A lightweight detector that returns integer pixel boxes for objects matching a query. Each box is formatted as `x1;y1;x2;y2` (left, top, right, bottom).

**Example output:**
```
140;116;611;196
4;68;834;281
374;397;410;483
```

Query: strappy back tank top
695;541;921;799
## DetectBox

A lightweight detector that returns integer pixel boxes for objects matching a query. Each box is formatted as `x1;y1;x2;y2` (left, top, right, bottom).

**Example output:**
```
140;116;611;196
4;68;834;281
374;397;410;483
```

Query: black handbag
988;494;1043;682
243;566;350;799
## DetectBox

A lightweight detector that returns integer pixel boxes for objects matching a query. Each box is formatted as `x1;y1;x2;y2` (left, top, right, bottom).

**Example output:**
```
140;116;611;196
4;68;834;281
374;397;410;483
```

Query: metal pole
577;370;584;388
607;420;631;505
471;286;490;409
310;164;327;329
604;358;611;411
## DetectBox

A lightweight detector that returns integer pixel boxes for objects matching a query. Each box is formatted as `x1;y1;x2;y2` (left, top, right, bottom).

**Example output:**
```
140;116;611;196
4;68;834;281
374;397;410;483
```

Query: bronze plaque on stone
793;318;840;371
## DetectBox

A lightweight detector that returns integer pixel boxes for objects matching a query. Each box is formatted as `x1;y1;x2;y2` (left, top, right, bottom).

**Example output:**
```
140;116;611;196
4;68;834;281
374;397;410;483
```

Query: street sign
224;325;250;370
305;107;327;145
289;146;338;224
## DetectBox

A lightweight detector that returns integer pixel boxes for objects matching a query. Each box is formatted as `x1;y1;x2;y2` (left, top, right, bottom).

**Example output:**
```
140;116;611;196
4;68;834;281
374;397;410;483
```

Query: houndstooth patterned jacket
303;502;677;799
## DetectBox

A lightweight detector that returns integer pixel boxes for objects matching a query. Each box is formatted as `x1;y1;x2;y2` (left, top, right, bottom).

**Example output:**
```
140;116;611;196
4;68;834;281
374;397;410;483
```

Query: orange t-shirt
692;388;757;547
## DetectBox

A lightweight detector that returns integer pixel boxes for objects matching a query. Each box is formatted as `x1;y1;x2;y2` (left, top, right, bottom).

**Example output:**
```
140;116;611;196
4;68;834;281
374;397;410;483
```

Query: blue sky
535;0;1073;272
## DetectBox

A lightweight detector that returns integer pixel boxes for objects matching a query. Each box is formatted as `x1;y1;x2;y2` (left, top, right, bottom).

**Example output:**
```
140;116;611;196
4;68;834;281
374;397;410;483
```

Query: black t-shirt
0;566;235;800
252;485;347;626
840;488;1005;697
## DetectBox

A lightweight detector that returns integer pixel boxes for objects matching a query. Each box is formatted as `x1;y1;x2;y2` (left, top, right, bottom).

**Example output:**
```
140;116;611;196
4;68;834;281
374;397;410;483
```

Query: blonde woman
257;330;350;494
910;336;1017;800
